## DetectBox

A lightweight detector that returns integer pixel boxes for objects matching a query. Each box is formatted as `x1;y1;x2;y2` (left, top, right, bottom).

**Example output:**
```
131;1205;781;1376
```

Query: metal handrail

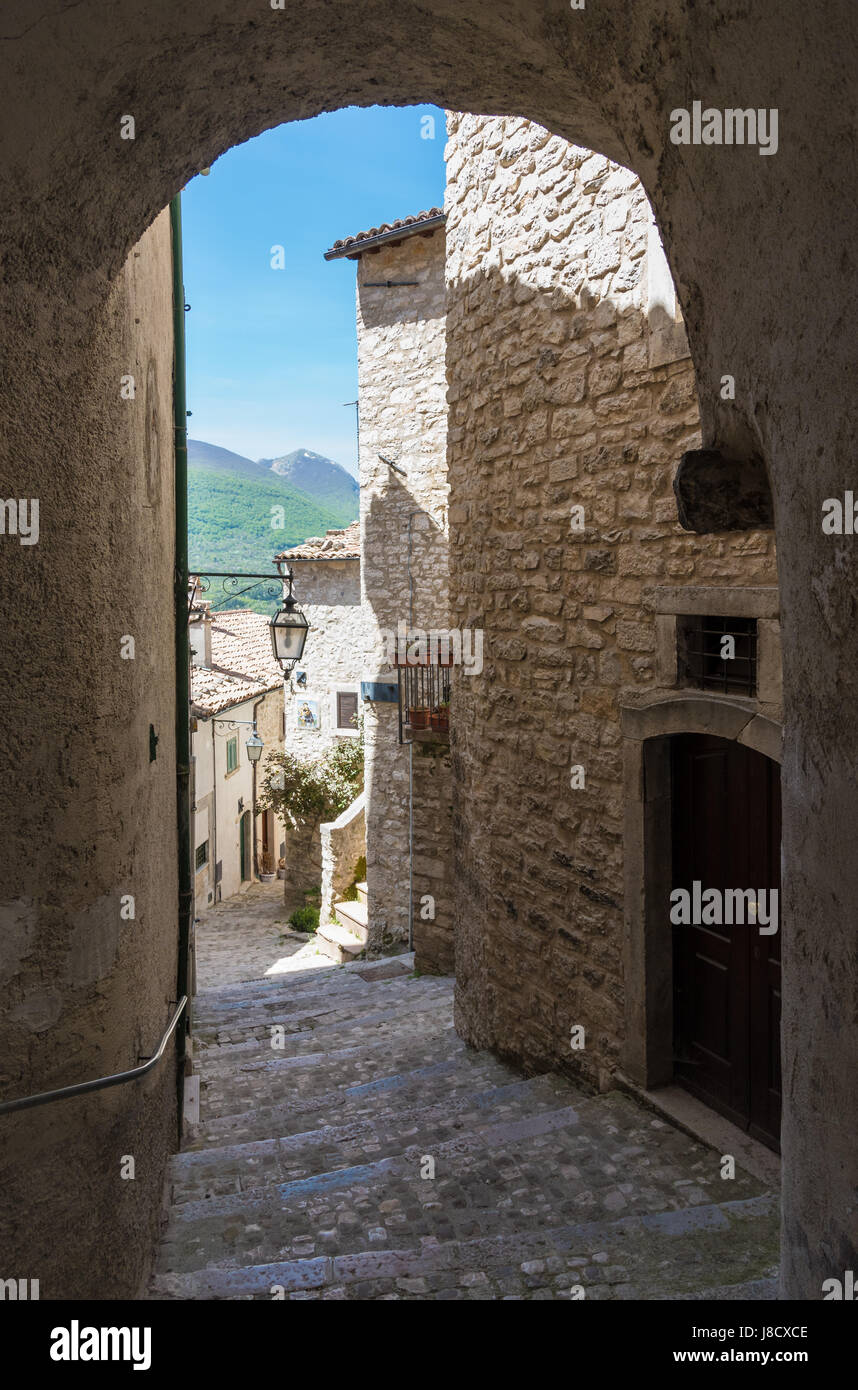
0;996;188;1117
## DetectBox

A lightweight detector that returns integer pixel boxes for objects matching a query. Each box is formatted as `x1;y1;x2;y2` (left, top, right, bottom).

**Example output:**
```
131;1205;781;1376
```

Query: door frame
239;809;252;882
619;693;782;1091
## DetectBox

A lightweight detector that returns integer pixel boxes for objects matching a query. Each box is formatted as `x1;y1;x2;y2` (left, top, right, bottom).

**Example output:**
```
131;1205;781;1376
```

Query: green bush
258;724;364;826
288;904;319;934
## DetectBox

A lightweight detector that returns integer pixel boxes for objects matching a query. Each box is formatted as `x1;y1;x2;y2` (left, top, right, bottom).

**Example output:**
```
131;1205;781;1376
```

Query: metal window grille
677;615;758;696
195;841;208;870
397;663;452;743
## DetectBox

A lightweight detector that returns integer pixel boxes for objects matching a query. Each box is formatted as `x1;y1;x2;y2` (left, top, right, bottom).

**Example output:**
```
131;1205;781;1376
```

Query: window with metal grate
676;615;758;697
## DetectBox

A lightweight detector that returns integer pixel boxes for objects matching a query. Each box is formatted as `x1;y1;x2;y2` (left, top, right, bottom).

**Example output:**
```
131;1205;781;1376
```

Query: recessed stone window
676;614;758;697
653;586;781;706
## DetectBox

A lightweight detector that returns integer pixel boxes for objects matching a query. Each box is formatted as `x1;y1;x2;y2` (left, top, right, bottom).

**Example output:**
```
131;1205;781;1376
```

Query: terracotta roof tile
324;207;445;260
276;519;360;561
191;610;283;716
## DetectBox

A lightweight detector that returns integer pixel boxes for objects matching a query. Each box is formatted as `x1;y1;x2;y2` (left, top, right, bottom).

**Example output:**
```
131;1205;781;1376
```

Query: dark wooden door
239;811;251;882
671;734;782;1151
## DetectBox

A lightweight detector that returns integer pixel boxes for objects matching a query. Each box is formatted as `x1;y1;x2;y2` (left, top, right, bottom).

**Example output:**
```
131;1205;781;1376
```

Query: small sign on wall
296;698;321;731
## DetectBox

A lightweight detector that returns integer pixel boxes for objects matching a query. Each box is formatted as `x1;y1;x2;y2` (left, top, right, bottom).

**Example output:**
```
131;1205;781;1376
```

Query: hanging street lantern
245;729;264;763
270;565;309;672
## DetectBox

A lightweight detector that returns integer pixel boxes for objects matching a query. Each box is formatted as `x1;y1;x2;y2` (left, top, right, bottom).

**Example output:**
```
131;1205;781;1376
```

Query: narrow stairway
152;956;779;1300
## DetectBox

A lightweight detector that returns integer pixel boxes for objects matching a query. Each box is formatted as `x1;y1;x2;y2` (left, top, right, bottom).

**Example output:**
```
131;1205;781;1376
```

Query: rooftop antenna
343;400;359;478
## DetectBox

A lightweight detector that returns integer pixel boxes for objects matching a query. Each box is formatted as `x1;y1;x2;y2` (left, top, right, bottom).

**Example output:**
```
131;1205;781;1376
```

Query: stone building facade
443;114;779;1104
325;211;450;952
277;522;369;756
190;607;286;904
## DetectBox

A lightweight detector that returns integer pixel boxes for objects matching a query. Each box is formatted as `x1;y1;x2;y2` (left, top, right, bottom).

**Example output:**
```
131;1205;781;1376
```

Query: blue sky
181;105;447;477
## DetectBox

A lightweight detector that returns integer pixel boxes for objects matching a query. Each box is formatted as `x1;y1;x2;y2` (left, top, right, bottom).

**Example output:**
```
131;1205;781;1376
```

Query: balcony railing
396;658;451;743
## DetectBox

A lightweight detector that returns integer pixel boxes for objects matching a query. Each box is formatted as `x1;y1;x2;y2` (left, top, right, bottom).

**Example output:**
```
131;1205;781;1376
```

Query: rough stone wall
411;740;455;975
0;212;179;1297
320;794;366;928
3;0;857;1301
356;230;449;949
444;115;777;1088
283;558;370;756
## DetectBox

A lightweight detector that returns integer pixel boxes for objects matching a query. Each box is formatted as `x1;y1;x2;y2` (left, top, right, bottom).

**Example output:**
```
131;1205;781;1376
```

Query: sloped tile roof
276;520;360;561
191;610;283;716
324;207;445;260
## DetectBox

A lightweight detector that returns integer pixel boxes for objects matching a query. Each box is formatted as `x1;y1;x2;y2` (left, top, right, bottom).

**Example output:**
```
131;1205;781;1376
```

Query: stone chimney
188;583;212;667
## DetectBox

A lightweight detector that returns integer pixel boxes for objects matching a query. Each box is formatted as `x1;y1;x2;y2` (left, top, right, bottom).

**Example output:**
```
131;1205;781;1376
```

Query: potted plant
276;856;286;880
259;851;277;883
429;701;450;733
408;706;430;729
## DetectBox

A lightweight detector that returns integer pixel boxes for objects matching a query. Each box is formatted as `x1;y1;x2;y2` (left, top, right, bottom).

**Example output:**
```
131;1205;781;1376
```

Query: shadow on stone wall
443;258;777;1089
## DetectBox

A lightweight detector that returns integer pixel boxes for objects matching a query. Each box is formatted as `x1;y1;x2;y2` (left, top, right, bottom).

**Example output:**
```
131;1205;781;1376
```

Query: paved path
194;881;334;990
153;910;779;1300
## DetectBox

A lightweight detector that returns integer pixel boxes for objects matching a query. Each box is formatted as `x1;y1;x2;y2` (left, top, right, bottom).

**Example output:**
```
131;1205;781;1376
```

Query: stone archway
1;0;857;1298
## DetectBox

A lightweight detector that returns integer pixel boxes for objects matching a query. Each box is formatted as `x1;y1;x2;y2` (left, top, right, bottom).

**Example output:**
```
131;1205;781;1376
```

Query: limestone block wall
284;557;371;756
356;229;449;949
411;740;454;975
320;793;366;928
444;115;777;1086
0;211;179;1296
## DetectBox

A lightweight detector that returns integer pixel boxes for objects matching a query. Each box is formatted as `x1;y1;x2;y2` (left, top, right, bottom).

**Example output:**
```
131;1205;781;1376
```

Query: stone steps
187;1052;525;1150
169;1073;575;1202
333;898;368;941
152;1192;779;1300
355;882;368;906
193;973;447;1045
192;953;414;1017
152;956;780;1299
155;1093;768;1275
197;996;458;1078
316;922;366;963
192;959;421;1025
197;1019;467;1119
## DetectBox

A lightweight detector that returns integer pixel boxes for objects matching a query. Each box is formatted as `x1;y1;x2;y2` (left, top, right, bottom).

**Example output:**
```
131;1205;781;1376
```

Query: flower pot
259;872;277;883
277;868;286;880
408;707;429;729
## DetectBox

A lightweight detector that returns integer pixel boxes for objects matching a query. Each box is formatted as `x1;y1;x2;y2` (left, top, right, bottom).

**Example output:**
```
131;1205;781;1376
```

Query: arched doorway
671;733;781;1151
620;696;784;1149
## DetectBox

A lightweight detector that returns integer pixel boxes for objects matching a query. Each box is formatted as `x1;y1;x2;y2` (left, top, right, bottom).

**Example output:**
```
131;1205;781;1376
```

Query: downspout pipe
251;693;266;878
171;193;193;1113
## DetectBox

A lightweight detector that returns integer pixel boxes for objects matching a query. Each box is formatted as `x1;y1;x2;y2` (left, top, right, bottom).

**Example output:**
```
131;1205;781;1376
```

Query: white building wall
283;557;372;757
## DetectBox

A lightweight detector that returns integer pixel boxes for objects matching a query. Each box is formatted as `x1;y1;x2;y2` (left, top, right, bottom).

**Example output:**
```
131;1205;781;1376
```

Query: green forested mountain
188;441;348;614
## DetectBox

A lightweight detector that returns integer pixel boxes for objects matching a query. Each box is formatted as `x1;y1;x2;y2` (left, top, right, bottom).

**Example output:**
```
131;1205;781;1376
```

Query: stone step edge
195;951;418;1004
170;1074;573;1183
333;899;368;942
151;1193;779;1299
196;995;461;1056
168;1106;583;1223
194;971;440;1024
317;921;364;951
186;1054;522;1144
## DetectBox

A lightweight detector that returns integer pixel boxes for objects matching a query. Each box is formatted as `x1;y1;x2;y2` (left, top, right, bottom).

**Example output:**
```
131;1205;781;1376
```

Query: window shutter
337;691;358;729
